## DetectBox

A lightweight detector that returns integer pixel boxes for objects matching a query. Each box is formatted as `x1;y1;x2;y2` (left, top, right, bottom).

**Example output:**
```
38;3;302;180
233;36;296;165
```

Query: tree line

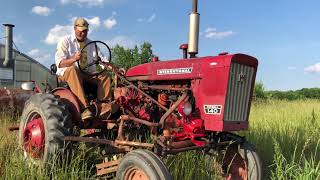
111;42;154;70
254;81;320;100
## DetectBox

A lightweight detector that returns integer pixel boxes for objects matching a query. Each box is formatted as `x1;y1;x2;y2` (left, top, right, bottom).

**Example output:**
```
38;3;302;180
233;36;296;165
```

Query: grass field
0;99;319;179
247;99;320;179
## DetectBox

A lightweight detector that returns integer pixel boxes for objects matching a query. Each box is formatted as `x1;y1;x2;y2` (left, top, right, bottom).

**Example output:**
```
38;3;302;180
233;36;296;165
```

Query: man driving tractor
55;17;112;121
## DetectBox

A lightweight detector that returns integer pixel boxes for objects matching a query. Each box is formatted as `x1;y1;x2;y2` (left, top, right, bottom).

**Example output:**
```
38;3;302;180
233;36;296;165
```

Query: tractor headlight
178;101;193;116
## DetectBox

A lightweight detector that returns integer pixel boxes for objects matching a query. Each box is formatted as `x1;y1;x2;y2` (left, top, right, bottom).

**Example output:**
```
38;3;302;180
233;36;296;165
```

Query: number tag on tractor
204;105;222;115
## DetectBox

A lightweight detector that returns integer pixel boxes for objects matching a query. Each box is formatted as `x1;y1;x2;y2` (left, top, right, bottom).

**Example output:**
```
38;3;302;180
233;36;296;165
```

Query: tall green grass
0;115;98;179
165;151;224;180
247;99;320;179
0;99;319;179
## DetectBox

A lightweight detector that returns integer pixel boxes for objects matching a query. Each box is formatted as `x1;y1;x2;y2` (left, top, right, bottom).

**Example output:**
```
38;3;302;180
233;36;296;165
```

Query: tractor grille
223;62;255;122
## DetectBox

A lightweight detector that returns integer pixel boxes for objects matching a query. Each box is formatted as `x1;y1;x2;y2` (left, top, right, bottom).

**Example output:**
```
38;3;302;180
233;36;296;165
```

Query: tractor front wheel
206;141;262;180
116;149;172;180
18;93;72;164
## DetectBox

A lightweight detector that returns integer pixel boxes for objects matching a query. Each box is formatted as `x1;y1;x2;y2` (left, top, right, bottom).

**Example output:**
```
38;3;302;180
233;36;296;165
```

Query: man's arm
55;38;81;68
58;52;81;68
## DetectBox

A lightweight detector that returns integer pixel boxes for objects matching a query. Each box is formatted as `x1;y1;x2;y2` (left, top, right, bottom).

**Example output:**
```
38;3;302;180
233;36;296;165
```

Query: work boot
99;103;112;119
81;109;93;120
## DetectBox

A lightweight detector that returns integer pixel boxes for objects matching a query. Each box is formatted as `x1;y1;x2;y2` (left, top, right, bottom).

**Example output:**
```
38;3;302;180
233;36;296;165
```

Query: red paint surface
23;117;45;158
126;53;258;132
53;87;81;122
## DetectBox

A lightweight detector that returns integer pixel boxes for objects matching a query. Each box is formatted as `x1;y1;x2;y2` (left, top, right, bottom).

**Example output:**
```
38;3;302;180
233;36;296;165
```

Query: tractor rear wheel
207;142;262;180
116;149;172;180
18;93;72;164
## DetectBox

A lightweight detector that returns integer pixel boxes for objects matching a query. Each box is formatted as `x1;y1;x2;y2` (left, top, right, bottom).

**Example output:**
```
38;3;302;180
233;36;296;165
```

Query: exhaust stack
188;0;200;58
3;24;15;67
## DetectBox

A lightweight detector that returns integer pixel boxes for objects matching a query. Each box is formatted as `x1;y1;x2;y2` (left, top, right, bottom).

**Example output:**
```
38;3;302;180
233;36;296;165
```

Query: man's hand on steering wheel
77;40;112;76
73;52;81;62
118;68;126;76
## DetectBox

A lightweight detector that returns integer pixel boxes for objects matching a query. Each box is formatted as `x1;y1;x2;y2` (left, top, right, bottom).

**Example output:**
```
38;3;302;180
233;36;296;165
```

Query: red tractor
18;1;262;179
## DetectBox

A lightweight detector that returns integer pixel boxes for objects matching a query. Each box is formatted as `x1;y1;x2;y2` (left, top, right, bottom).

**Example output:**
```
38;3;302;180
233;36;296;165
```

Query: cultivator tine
96;159;121;176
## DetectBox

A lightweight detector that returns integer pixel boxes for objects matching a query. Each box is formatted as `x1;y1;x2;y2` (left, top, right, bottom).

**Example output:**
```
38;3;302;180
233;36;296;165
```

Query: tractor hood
125;54;258;81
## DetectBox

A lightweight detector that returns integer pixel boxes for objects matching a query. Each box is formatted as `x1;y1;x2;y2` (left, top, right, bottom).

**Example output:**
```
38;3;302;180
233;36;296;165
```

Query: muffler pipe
3;24;14;67
188;0;200;58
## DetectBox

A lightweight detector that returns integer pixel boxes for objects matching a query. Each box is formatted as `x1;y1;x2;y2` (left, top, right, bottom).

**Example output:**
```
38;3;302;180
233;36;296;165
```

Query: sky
1;0;320;90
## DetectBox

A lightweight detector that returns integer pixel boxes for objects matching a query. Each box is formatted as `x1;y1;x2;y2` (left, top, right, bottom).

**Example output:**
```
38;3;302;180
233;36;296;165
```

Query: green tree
253;81;267;100
132;45;140;66
111;42;154;70
139;42;153;64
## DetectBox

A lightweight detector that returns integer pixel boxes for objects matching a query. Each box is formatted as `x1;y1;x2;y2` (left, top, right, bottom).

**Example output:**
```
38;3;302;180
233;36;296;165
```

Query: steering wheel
77;40;112;76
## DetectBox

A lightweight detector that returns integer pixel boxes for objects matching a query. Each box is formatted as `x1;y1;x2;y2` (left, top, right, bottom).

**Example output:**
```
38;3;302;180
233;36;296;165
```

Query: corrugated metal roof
0;43;51;72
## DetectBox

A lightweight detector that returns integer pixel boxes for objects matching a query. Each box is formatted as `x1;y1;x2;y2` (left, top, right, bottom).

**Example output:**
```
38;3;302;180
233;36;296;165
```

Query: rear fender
52;87;81;122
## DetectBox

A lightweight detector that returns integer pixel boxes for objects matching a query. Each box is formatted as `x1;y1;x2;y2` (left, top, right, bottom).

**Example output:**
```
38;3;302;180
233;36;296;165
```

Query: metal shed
0;24;56;90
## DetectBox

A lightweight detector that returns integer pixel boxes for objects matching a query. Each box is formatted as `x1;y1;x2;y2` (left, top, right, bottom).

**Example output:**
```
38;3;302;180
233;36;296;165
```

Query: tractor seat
50;64;98;101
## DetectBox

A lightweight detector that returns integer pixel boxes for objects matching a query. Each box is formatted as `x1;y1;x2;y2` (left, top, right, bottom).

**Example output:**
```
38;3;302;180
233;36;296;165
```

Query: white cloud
204;27;234;39
60;0;125;7
137;13;156;23
45;25;73;45
87;16;101;28
147;13;156;23
288;66;297;70
13;34;24;45
104;18;117;30
61;0;104;6
45;16;101;45
104;12;117;30
27;48;52;65
304;63;320;73
106;36;136;48
31;6;52;16
137;18;144;22
28;49;40;56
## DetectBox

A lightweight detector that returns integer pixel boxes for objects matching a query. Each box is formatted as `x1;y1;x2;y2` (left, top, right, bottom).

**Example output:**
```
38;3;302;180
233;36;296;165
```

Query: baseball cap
74;17;89;31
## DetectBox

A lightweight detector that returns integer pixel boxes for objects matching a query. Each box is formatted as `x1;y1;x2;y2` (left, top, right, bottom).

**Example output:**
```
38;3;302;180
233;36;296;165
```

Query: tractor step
96;159;121;176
